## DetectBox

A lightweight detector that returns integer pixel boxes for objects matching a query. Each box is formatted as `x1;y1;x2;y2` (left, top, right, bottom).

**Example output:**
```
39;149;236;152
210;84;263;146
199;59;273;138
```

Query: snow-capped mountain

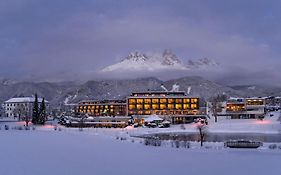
101;50;218;72
161;49;182;66
102;50;187;72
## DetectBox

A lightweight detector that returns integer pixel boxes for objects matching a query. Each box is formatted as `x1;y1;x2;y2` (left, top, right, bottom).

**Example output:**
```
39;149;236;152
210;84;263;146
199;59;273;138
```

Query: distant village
1;83;280;128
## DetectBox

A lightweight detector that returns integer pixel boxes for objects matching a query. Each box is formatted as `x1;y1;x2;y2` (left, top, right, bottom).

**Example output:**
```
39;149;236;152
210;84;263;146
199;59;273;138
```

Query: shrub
120;137;127;141
144;138;161;147
175;140;180;148
180;124;186;130
182;141;190;148
269;144;277;149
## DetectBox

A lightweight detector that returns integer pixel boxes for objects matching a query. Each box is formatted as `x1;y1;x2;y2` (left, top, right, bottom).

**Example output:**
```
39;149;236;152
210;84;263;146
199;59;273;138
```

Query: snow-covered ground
0;111;281;175
125;111;281;136
0;128;280;175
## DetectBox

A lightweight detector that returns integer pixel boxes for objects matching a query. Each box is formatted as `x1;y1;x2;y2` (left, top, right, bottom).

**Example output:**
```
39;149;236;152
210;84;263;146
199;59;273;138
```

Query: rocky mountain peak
161;49;181;66
123;51;149;62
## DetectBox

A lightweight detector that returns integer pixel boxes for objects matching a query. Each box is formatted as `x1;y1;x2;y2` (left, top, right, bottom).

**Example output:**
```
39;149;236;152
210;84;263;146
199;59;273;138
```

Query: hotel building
127;91;201;124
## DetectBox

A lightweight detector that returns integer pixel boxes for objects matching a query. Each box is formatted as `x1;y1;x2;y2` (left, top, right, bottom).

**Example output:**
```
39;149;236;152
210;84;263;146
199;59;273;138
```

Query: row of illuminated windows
128;110;197;115
79;105;125;109
128;98;198;104
79;109;115;113
226;104;246;111
128;103;198;110
246;100;264;106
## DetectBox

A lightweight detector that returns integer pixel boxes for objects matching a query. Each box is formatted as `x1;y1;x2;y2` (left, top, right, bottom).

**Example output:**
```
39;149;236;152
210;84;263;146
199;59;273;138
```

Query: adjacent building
76;100;127;116
224;97;265;119
3;97;49;118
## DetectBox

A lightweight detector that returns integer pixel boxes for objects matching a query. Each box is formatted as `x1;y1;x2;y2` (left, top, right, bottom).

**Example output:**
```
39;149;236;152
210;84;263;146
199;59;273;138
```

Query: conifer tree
39;98;46;125
32;94;39;124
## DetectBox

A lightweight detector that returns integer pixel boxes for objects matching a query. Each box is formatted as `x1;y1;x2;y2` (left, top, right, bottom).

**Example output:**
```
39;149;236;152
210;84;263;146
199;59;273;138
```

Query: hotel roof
131;91;186;96
5;97;48;103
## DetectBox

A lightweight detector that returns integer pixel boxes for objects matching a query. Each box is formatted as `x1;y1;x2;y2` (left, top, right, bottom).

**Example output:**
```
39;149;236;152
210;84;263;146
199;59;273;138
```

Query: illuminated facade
127;91;200;124
225;98;265;119
76;100;126;116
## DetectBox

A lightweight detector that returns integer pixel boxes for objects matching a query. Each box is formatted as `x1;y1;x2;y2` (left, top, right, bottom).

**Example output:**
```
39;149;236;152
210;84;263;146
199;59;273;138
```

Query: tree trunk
214;114;217;123
199;128;204;147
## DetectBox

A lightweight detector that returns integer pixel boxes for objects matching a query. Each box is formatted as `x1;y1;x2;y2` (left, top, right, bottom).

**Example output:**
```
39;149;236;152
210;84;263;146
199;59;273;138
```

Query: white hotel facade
3;97;49;118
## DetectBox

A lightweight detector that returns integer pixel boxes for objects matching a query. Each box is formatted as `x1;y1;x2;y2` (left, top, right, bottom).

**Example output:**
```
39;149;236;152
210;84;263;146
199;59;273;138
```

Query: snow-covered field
0;129;280;175
0;111;281;175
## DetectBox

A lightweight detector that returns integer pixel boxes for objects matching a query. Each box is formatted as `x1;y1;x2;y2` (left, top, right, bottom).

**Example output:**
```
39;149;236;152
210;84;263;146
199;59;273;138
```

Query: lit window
183;104;190;109
191;104;197;109
144;99;151;104
144;111;151;115
137;99;144;104
168;99;174;103
152;104;158;109
160;104;166;109
160;99;167;103
175;99;182;103
129;99;136;104
168;104;174;109
137;104;143;109
191;98;198;103
184;98;190;103
144;104;150;110
129;105;135;110
152;99;159;103
175;104;182;109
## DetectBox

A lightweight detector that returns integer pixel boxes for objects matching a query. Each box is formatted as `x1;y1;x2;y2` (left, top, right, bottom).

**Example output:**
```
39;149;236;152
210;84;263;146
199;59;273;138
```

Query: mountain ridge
0;76;281;108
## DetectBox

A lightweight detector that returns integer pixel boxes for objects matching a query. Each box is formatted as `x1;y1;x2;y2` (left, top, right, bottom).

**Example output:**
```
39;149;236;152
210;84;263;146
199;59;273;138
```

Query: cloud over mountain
101;50;218;73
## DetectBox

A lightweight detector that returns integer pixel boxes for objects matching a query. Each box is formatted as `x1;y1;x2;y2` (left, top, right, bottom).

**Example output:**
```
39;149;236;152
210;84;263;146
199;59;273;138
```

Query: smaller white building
3;97;49;118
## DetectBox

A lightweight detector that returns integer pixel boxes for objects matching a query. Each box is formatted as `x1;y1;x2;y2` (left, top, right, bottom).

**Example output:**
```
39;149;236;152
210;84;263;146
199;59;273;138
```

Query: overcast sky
0;0;280;84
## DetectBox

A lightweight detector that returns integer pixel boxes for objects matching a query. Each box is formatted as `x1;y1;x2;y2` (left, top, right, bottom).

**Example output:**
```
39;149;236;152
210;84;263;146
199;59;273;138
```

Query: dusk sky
1;0;281;84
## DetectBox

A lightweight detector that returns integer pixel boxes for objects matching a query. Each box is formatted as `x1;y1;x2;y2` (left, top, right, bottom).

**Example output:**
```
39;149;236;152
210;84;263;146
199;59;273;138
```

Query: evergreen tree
39;98;46;125
32;94;39;124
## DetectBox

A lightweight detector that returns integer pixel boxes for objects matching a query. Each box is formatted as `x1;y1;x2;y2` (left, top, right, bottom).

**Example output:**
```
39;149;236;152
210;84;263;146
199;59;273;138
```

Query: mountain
0;76;280;108
101;50;218;72
163;76;242;100
230;85;281;97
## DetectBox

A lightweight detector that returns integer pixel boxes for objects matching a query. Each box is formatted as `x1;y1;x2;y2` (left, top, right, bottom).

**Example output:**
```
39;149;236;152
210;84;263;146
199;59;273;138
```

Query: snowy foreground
0;112;281;175
0;129;281;175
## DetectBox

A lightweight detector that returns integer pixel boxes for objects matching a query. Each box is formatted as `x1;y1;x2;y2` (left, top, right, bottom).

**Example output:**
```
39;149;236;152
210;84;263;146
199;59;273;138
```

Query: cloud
0;0;280;85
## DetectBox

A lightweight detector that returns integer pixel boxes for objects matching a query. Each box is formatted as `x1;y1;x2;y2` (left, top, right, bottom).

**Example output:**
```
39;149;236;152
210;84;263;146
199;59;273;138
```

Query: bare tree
13;104;31;126
13;104;26;121
210;94;227;122
196;119;207;147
